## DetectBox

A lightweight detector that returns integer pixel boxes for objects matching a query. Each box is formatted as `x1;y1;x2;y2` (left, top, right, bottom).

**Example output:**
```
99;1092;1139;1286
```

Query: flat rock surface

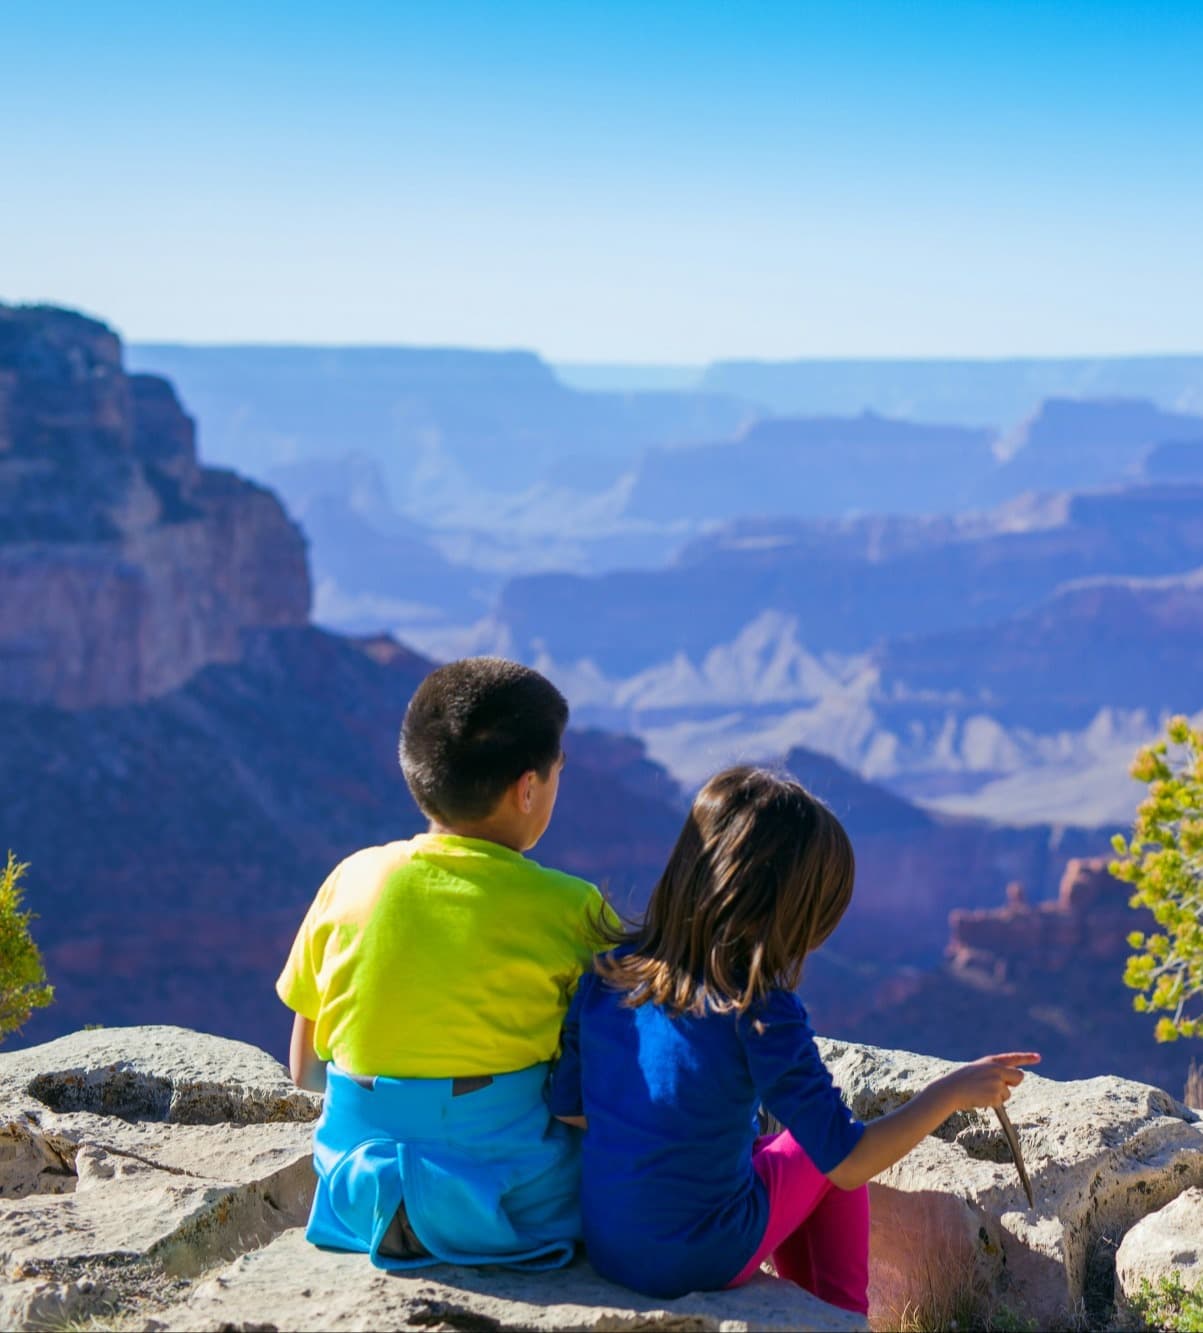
161;1226;867;1333
0;1025;320;1125
0;1027;319;1329
818;1039;1203;1328
1116;1185;1203;1304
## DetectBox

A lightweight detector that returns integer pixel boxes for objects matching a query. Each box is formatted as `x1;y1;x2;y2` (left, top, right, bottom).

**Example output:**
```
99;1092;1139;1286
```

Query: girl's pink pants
727;1131;870;1316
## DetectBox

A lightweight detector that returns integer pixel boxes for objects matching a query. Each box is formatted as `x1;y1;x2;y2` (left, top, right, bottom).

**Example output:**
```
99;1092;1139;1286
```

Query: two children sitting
277;657;1037;1314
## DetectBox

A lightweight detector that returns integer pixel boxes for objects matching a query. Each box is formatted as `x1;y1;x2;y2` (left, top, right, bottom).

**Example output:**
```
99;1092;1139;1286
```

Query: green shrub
1129;1273;1203;1333
1112;716;1203;1043
0;851;54;1042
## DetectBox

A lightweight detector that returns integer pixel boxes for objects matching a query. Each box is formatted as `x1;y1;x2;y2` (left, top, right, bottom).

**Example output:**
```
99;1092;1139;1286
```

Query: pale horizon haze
4;0;1202;362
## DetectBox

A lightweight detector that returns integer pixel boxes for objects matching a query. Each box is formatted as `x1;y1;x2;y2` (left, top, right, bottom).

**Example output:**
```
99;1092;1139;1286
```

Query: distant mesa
988;396;1203;498
625;412;996;522
1143;436;1203;480
0;304;310;708
700;355;1203;428
126;340;753;507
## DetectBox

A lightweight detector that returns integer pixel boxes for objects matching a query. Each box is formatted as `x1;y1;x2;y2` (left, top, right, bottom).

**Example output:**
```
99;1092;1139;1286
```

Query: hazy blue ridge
700;356;1203;427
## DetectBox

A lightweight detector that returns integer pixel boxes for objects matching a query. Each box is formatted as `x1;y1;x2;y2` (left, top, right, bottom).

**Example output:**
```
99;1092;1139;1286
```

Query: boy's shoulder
333;838;419;877
519;854;601;908
313;838;421;907
322;837;600;909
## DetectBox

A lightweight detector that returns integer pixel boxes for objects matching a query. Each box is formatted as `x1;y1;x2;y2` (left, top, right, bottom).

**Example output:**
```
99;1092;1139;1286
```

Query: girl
549;766;1038;1314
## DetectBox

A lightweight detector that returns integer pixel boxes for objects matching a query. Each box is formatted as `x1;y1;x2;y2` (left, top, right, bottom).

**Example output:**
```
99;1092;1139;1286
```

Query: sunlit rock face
0;304;310;708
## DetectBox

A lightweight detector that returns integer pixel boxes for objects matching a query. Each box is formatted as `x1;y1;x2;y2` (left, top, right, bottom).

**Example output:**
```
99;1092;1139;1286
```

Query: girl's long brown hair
595;766;854;1016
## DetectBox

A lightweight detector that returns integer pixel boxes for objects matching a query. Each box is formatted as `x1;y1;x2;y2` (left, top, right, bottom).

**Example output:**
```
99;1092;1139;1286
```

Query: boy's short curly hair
400;657;568;824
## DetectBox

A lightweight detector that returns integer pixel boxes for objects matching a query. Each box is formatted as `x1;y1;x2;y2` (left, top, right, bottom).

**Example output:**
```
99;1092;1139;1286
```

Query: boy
276;657;607;1270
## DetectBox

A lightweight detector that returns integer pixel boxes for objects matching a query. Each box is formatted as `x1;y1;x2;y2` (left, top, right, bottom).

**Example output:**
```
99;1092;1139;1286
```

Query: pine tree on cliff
1112;716;1203;1044
0;852;54;1042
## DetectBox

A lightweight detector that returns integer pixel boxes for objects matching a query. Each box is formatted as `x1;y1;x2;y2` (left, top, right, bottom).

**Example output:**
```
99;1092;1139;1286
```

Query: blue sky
3;1;1201;360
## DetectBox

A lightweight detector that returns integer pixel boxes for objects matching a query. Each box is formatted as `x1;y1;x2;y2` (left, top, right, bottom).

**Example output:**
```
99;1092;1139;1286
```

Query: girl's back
551;964;862;1298
552;766;1037;1316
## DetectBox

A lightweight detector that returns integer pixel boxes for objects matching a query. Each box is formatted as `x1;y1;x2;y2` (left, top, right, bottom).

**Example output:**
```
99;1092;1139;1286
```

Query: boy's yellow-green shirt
276;832;608;1078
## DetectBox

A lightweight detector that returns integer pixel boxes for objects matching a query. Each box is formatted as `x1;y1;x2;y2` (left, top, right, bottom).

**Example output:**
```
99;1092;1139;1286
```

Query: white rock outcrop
4;1026;1202;1332
1115;1186;1203;1309
0;1027;320;1329
818;1038;1203;1327
0;1027;861;1332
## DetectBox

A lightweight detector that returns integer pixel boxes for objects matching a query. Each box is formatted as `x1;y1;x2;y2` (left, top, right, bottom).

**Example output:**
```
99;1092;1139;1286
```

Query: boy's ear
516;770;536;813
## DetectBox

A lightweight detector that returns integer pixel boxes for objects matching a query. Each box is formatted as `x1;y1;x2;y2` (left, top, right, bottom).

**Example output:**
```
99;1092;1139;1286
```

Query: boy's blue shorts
307;1062;581;1270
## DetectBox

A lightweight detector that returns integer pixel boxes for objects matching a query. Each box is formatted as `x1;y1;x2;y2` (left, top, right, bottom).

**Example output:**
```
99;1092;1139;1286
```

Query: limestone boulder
817;1038;1203;1328
0;1024;320;1126
1115;1186;1203;1309
158;1226;865;1333
0;1027;319;1329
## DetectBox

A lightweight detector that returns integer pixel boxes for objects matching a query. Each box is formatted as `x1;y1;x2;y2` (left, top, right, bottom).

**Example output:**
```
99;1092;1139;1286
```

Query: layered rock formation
498;482;1203;674
0;304;309;707
874;566;1203;731
826;858;1199;1096
991;396;1203;497
946;857;1137;982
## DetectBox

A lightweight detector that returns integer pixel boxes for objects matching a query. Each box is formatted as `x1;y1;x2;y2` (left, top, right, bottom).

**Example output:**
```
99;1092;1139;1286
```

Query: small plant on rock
1128;1273;1203;1333
0;851;54;1042
1112;716;1203;1044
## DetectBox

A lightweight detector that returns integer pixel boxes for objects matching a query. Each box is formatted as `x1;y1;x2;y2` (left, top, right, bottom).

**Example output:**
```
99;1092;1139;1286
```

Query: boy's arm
289;1013;328;1093
548;980;587;1129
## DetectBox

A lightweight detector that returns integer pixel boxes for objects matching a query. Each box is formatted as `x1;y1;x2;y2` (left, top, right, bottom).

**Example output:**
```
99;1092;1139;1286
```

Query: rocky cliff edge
2;1027;1201;1331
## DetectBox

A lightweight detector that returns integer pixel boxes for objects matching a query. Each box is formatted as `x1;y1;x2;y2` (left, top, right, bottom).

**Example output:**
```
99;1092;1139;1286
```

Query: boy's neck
427;817;528;854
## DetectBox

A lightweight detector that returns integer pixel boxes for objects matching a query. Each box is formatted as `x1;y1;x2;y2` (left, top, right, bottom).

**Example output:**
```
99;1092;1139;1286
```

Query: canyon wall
0;305;309;708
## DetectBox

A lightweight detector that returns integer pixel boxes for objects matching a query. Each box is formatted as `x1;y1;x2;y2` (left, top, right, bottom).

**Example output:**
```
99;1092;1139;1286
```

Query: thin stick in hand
994;1104;1034;1208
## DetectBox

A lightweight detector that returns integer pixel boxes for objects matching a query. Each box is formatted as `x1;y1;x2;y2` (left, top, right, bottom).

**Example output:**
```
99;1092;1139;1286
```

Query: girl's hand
827;1052;1041;1189
935;1052;1041;1112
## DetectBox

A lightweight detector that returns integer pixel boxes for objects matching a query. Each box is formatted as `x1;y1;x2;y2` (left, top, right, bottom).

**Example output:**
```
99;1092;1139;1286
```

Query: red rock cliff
0;305;309;706
947;857;1140;982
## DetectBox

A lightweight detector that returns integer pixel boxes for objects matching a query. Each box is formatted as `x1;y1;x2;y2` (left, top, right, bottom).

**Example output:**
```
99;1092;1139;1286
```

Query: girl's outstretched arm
289;1013;328;1093
825;1052;1040;1190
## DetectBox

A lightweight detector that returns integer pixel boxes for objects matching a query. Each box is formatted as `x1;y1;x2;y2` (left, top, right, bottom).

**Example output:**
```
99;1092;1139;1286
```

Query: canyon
2;303;1197;1101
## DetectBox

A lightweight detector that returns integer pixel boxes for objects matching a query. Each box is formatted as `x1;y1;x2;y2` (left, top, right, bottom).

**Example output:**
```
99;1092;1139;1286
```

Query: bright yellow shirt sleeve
275;864;342;1021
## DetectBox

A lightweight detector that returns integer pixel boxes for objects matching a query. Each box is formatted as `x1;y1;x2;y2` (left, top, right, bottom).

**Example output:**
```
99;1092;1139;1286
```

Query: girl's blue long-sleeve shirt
548;969;864;1299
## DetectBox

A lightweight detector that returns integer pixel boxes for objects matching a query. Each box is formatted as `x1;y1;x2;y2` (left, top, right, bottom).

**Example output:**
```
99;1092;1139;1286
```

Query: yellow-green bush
1112;716;1203;1043
0;852;54;1042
